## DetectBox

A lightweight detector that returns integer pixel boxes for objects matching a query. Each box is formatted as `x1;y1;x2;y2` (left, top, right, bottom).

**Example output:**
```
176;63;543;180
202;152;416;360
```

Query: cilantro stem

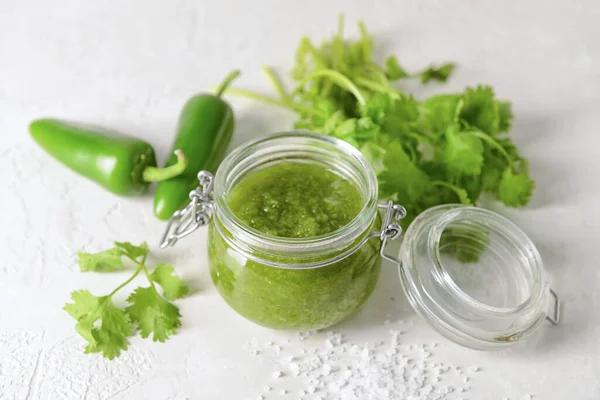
337;13;345;38
463;130;512;165
354;77;400;98
293;69;366;105
262;66;290;101
215;70;242;97
300;37;328;69
218;87;326;117
107;254;148;298
141;263;158;291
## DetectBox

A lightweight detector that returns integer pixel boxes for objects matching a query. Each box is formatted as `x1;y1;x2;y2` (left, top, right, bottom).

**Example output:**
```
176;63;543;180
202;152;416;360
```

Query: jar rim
212;131;379;268
427;207;546;316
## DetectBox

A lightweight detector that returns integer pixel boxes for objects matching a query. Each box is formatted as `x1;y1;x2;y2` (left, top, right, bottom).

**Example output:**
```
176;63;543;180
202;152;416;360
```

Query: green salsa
227;163;364;238
208;161;381;330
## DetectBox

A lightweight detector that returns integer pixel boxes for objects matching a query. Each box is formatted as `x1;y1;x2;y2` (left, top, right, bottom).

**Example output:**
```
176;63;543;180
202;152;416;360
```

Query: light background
0;0;599;399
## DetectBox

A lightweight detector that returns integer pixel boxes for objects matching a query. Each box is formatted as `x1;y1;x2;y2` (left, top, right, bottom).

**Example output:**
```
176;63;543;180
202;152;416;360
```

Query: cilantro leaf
66;242;189;359
384;56;409;80
480;148;508;194
151;264;189;300
497;101;513;133
77;248;124;272
114;242;148;260
497;168;534;207
444;128;484;175
420;63;456;83
459;85;500;134
379;140;431;204
64;290;132;359
126;287;182;342
421;95;463;135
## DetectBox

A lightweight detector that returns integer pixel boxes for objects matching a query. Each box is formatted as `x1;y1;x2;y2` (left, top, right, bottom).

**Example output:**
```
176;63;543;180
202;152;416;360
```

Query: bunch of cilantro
226;16;534;231
64;242;188;359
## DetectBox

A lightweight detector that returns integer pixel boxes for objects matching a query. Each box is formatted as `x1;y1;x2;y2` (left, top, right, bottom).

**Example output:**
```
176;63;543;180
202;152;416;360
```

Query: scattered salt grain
263;386;271;392
253;326;486;399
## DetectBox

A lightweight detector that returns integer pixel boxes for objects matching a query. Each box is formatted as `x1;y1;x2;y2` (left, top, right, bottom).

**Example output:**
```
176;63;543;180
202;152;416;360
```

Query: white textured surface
1;0;600;399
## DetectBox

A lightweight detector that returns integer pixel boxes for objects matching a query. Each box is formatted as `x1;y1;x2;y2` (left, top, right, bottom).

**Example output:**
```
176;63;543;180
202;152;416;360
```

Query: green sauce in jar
208;161;381;330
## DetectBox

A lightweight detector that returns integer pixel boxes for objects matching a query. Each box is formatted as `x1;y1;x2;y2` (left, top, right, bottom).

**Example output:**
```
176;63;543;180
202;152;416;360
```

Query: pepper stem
142;150;187;182
215;70;242;97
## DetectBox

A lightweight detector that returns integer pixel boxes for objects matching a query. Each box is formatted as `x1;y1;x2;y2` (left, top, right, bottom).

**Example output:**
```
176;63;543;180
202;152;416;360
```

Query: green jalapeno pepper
29;119;187;196
153;70;239;220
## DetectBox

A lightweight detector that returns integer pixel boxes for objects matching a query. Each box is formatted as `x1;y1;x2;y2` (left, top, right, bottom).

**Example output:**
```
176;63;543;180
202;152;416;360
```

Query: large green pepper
153;70;239;220
29;119;187;196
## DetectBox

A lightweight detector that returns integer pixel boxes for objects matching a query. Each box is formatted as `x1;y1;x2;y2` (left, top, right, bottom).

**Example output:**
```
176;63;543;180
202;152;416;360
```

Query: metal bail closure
377;201;407;264
546;288;561;325
160;171;214;248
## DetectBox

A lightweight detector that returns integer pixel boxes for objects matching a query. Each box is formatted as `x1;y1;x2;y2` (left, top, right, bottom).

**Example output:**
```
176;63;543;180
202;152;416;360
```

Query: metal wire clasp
377;201;407;264
160;171;214;248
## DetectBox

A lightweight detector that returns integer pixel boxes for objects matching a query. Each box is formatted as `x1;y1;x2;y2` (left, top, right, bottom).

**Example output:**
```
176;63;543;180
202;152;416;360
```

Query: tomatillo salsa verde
208;162;382;330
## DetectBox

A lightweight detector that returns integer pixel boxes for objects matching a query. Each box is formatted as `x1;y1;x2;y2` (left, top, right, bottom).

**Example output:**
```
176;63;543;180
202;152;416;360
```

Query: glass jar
161;132;559;349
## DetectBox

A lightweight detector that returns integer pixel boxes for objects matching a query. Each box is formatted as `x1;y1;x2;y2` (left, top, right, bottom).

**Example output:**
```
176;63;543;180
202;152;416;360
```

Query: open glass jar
161;132;559;350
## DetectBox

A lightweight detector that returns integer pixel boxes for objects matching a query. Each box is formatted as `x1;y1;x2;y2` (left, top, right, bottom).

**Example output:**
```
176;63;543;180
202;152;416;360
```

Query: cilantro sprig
223;15;535;262
64;242;188;359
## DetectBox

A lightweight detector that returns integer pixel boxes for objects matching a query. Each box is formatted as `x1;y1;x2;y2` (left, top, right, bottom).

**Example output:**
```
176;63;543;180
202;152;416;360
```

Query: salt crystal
322;364;332;376
251;349;258;356
525;395;532;399
266;341;273;346
307;386;316;393
325;339;334;349
272;371;282;379
290;362;299;375
274;346;281;353
263;386;271;392
280;389;287;395
468;365;479;373
464;376;469;383
299;390;306;396
256;396;263;400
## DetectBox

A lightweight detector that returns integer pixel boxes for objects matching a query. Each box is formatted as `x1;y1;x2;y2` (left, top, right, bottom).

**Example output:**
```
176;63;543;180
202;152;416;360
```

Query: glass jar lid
396;204;560;350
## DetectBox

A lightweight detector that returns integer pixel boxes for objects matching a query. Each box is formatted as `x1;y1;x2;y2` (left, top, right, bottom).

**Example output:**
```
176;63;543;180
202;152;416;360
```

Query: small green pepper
29;119;187;196
153;70;240;220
